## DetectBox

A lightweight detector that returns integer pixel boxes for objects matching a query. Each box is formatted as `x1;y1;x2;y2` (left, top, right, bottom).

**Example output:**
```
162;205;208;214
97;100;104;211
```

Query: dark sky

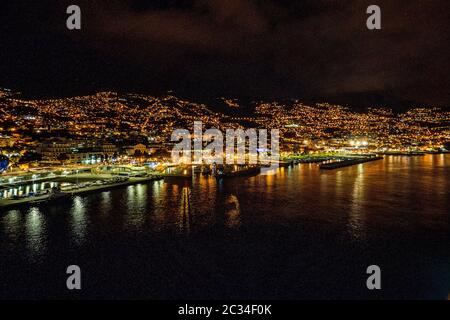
1;0;449;107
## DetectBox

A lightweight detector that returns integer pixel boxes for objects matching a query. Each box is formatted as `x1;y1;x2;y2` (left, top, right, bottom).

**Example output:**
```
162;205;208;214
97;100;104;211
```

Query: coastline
0;175;163;210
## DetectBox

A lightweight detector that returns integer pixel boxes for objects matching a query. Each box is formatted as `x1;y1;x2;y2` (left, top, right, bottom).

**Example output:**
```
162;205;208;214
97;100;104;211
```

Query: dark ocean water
1;155;449;299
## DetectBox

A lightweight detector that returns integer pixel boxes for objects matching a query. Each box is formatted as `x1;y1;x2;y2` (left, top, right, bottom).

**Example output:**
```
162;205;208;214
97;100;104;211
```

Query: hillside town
0;87;449;172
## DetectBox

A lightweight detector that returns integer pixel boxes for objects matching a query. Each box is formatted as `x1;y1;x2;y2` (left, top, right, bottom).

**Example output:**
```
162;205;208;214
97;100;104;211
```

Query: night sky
1;0;449;107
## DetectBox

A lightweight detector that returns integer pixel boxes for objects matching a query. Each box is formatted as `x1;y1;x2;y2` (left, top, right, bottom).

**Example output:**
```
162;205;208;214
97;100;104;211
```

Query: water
1;155;449;299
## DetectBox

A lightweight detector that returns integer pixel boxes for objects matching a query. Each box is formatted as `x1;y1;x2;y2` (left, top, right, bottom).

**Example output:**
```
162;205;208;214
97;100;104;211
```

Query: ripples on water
0;155;449;299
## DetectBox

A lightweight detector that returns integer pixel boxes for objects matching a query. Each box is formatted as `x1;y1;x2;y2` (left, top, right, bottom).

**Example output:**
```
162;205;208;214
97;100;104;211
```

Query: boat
163;168;193;182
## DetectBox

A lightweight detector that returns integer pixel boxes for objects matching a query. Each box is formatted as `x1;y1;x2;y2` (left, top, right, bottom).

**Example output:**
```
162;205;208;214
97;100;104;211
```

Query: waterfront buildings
0;87;449;168
37;139;117;163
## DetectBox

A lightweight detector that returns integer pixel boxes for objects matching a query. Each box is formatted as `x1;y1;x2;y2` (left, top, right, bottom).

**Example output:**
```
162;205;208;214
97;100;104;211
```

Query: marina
1;154;449;299
0;154;393;209
2;1;450;301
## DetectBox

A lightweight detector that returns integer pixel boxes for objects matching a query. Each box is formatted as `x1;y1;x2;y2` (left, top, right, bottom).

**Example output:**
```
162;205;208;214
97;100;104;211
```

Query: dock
319;156;383;170
215;166;261;179
0;175;164;210
163;173;193;182
380;152;425;156
294;157;332;164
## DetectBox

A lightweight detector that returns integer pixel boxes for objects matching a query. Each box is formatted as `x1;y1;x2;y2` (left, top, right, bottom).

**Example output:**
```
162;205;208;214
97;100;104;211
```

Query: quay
0;166;94;188
164;174;193;182
319;156;383;170
380;151;425;156
215;166;261;179
276;160;294;168
294;157;331;164
283;154;337;164
163;166;193;182
0;174;163;210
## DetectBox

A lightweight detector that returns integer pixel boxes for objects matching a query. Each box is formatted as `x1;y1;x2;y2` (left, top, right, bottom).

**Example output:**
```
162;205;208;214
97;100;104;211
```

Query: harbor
0;173;164;210
0;151;435;210
0;164;268;209
0;153;392;210
1;154;449;300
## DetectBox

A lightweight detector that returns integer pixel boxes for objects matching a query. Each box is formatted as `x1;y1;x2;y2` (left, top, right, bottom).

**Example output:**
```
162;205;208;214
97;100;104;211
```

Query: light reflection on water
70;196;87;245
225;194;241;229
349;168;366;240
25;207;46;261
178;186;191;234
0;155;449;299
0;155;449;265
99;191;112;214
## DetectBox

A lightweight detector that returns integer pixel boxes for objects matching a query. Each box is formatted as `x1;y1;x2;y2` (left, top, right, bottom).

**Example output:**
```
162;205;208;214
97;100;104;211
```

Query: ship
215;166;261;179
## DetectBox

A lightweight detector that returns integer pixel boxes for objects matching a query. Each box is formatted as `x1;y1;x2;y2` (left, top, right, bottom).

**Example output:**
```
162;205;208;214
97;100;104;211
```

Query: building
123;143;148;156
65;149;105;164
38;139;118;163
38;139;72;160
98;142;117;155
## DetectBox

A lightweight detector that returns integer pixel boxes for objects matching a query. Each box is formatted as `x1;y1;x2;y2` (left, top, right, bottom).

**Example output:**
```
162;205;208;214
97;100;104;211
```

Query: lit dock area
319;156;383;170
0;174;164;210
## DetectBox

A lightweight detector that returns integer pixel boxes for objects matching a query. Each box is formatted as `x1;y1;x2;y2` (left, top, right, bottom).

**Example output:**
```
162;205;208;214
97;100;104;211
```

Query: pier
380;151;426;156
0;174;163;210
319;156;383;170
215;165;261;179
